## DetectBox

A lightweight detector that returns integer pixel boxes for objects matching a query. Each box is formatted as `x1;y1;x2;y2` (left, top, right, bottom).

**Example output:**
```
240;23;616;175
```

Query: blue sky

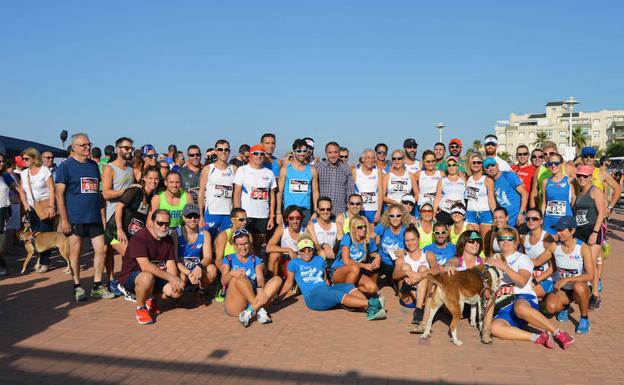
1;0;623;156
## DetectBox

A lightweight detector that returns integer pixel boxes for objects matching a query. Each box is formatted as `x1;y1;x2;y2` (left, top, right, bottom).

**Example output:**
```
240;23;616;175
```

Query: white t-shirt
494;156;512;172
20;167;52;206
233;165;277;219
495;251;536;300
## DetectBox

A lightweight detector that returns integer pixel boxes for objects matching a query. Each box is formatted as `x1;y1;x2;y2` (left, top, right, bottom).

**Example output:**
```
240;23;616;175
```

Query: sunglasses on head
155;220;170;227
497;235;515;242
233;228;250;237
433;230;447;235
531;154;544;159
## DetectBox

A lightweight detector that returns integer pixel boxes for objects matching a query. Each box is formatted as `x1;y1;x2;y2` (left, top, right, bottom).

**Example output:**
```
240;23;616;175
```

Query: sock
73;283;81;289
246;304;255;315
92;281;102;290
530;333;539;343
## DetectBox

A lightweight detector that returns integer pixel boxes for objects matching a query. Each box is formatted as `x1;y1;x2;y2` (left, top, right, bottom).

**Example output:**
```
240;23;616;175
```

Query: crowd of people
0;131;621;349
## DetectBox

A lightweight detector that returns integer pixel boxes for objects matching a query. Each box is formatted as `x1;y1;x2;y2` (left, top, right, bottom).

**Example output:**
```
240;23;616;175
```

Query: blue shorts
123;270;168;294
203;211;232;238
539;280;554;294
494;293;539;329
360;210;376;224
465;210;493;225
304;283;357;311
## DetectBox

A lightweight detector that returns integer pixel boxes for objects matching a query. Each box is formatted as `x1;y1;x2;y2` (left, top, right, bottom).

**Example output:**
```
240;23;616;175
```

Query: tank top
159;190;188;228
403;249;429;271
440;176;466;213
418;170;442;207
553;240;584;289
465;174;489;212
280;224;307;251
284;164;313;210
523;230;550;279
574;186;597;228
457;255;484;269
492;232;501;253
223;228;236;258
313;220;338;249
405;160;421;174
386;169;412;203
354;166;379;212
205;163;235;215
342;212;351;234
544;176;573;224
450;222;467;245
177;227;204;269
105;163;135;221
417;222;433;249
591;167;604;191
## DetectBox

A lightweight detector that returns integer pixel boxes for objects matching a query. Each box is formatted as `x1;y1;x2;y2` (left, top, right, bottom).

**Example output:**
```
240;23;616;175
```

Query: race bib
288;179;309;194
575;209;588;226
250;187;269;200
465;186;478;201
214;184;233;199
80;177;99;194
495;283;515;303
546;200;567;216
391;179;408;192
557;267;580;279
360;192;376;204
183;256;201;270
150;260;167;271
127;218;144;235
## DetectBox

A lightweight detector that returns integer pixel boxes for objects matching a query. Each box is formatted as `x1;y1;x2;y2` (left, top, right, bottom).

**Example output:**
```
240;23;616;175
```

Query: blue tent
0;135;67;158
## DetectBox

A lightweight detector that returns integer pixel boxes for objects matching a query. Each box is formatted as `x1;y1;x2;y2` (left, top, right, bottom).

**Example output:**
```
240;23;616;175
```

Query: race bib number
495;283;515;303
423;192;435;201
127;218;144;235
150;260;167;271
80;177;99;194
391;179;408;192
361;192;376;204
183;257;201;270
532;263;548;278
214;184;233;199
465;186;478;201
546;200;567;216
557;267;580;279
288;179;309;194
575;209;588;226
250;187;269;200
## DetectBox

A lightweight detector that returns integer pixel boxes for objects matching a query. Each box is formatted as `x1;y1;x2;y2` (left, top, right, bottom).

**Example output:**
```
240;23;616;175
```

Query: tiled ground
2;215;624;385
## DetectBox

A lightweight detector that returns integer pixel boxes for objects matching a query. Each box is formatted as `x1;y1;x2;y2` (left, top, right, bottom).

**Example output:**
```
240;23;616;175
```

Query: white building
495;100;624;153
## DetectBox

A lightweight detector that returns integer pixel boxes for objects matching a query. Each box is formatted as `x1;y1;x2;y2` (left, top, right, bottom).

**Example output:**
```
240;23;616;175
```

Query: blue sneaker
368;296;382;310
557;308;569;322
598;279;603;293
108;280;123;297
576;318;591;334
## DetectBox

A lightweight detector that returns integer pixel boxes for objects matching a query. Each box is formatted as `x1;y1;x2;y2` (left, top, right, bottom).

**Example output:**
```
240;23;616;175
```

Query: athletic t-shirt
333;233;378;269
288;256;327;298
511;164;536;192
495;251;535;302
117;227;175;285
20;167;52;206
225;253;263;283
423;243;456;266
493;171;523;225
374;224;406;266
55;157;101;224
233;165;277;218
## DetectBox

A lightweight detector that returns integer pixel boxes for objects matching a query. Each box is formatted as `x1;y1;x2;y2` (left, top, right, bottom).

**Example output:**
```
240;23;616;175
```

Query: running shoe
145;298;161;315
554;330;575;349
412;307;424;325
366;308;387;321
136;307;155;325
238;309;254;327
90;286;115;299
576;318;591;334
256;307;272;324
74;286;87;301
589;295;602;311
535;331;554;349
215;287;225;303
556;308;569;322
117;283;136;302
368;296;383;310
598;279;603;293
108;280;123;297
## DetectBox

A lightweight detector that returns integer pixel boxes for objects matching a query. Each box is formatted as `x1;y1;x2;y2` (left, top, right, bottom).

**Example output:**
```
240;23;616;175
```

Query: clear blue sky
1;0;623;157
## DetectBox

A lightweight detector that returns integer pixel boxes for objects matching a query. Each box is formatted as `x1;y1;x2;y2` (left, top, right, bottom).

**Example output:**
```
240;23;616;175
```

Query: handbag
26;170;52;220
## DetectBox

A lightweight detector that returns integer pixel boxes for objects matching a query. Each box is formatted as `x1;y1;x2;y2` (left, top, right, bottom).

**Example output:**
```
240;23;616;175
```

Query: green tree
607;142;624;157
498;151;513;163
533;130;549;148
572;127;589;152
471;140;482;153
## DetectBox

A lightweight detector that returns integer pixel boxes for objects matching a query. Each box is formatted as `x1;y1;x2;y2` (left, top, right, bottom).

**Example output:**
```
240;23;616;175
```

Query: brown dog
420;264;501;346
18;227;71;274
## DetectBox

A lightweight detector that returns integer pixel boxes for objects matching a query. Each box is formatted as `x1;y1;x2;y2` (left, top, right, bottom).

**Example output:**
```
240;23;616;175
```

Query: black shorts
576;224;606;246
70;223;105;238
247;217;269;235
562;288;575;303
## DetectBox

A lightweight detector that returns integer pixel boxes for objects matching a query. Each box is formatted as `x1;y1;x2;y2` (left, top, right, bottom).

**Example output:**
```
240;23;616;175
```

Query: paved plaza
2;216;624;385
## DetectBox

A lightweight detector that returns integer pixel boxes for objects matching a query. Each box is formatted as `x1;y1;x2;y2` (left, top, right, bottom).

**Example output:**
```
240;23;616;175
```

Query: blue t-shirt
333;233;378;269
374;224;406;266
494;171;523;225
423;243;456;266
287;256;327;298
225;253;263;284
55;157;101;224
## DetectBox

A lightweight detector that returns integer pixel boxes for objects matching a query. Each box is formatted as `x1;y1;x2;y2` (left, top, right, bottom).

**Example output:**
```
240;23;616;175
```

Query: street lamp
564;96;579;149
436;122;445;143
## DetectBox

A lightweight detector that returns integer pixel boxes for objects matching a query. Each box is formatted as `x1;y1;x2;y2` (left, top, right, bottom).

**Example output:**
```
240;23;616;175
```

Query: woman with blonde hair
375;203;411;284
17;147;56;273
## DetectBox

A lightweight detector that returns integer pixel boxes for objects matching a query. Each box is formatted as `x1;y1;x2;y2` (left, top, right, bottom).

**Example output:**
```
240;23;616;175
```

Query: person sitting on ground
278;238;387;320
221;229;283;327
519;208;554;299
336;193;365;235
399;194;418;225
266;205;308;278
117;209;184;325
374;203;410;287
423;222;456;267
175;204;217;306
416;202;435;249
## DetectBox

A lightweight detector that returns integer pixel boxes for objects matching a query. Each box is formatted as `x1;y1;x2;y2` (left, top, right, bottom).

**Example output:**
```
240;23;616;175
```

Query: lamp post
564;96;579;149
60;130;68;149
436;122;445;143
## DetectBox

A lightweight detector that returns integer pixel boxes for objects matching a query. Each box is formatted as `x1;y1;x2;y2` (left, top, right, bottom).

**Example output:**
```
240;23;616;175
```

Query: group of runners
0;131;620;349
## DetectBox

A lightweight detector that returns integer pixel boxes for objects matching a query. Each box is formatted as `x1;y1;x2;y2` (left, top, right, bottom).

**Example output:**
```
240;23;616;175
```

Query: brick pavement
2;216;624;384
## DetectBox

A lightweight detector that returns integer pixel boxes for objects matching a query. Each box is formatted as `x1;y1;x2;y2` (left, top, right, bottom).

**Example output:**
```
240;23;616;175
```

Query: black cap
403;138;418;148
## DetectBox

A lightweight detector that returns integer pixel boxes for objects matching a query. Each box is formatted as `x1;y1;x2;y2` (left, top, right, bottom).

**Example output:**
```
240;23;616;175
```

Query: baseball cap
303;138;315;149
483;157;497;169
142;144;156;157
576;165;593;176
484;135;498;145
450;205;466;216
250;144;266;153
183;203;200;217
552;216;577;231
403;138;418;148
420;202;434;210
297;239;314;250
581;147;596;157
449;138;462;147
401;194;416;204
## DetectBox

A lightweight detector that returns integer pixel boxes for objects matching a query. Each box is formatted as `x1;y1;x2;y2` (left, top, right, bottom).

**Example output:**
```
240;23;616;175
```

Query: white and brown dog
18;226;71;274
421;264;501;346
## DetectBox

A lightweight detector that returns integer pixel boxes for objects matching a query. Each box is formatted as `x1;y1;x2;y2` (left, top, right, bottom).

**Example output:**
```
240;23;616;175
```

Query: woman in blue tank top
541;154;575;235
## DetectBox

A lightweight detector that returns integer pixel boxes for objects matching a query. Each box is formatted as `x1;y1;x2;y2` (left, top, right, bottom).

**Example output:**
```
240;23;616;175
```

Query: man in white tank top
307;197;342;260
403;138;420;174
353;149;383;224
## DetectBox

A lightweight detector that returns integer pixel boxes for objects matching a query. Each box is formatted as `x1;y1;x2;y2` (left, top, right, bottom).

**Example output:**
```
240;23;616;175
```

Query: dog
420;264;501;346
18;227;71;274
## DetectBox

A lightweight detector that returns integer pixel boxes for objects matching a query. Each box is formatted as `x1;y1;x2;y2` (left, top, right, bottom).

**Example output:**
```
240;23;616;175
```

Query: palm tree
471;140;482;153
498;151;513;163
572;127;589;152
533;130;549;148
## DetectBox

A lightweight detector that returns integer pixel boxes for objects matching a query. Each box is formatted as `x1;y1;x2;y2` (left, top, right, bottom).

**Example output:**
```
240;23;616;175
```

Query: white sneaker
117;283;136;303
238;309;253;327
256;307;272;324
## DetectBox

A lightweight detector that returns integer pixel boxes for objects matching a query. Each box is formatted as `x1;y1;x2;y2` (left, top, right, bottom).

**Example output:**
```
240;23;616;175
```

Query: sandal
480;330;493;344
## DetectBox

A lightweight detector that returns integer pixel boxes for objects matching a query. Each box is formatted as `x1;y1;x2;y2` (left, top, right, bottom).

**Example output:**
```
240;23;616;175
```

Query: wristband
197;263;205;270
531;278;538;286
592;230;599;234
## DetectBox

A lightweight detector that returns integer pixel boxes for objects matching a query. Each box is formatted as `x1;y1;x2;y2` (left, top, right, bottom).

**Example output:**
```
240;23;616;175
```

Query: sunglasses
318;208;332;212
516;152;529;156
119;146;135;151
294;149;308;154
145;154;158;159
349;201;362;206
583;154;595;159
405;146;417;150
545;151;556;156
389;214;402;218
22;157;31;161
43;156;53;160
466;239;480;244
188;153;201;157
75;142;92;148
531;155;544;159
472;161;483;165
576;174;590;179
485;164;496;169
433;230;447;235
420;209;433;213
424;160;436;164
215;148;231;152
526;216;541;222
392;157;404;161
235;217;248;222
288;215;302;221
252;152;265;157
356;225;367;230
185;214;200;219
155;220;170;227
449;144;460;148
546;161;561;167
233;228;250;237
402;201;415;206
376;151;387;155
339;155;349;159
447;163;458;167
497;236;515;242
